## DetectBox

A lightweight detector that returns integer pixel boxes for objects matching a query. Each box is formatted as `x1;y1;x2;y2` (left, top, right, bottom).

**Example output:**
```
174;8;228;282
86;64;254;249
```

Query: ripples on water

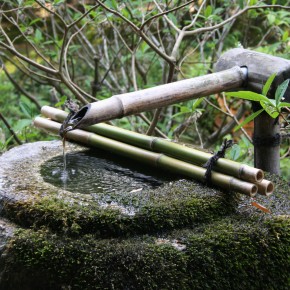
41;149;177;200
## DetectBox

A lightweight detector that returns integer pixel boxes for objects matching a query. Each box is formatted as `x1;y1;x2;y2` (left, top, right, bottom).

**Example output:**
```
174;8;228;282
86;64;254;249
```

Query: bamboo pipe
34;116;258;197
41;106;264;184
67;66;247;128
256;179;274;196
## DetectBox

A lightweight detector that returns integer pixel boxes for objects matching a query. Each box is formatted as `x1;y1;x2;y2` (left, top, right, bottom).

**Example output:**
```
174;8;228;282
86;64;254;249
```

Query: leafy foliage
0;0;290;176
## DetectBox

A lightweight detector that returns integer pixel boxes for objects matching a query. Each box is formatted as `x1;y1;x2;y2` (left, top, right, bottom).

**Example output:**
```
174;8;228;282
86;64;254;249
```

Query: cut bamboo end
239;164;264;183
256;179;274;196
211;172;258;197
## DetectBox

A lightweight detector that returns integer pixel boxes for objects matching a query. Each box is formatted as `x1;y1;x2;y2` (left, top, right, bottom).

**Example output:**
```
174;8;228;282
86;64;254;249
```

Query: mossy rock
0;141;289;289
0;141;237;237
1;213;289;290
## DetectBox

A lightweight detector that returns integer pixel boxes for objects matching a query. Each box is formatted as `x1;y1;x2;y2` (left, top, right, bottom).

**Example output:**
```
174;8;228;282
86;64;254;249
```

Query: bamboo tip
250;184;258;197
256;170;264;183
240;165;264;183
40;105;50;115
228;177;258;197
257;180;274;196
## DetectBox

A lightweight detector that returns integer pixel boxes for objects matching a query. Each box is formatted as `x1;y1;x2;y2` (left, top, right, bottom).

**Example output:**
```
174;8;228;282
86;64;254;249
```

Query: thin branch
183;0;207;30
4;14;57;70
153;0;180;33
3;65;41;110
0;111;22;145
140;0;194;31
0;41;57;75
95;0;175;65
222;93;252;142
184;5;290;36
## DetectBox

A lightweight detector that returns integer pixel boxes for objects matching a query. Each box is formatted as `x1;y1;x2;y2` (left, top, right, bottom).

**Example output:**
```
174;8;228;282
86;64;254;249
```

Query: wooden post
215;48;290;174
254;112;280;174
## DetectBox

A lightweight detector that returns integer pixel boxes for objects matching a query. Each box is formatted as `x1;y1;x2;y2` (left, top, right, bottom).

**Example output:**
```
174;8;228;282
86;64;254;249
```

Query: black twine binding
203;139;233;185
252;133;281;147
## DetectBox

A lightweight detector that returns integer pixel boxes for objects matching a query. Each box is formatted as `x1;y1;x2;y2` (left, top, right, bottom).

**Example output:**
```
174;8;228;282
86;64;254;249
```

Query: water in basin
41;149;178;198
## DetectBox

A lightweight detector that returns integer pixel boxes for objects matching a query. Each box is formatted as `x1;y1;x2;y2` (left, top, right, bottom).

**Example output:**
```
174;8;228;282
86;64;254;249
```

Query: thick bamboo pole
41;106;263;184
34;116;258;197
67;66;247;128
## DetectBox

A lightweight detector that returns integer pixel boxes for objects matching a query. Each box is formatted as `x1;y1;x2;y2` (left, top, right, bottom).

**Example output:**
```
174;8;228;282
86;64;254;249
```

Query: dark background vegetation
0;0;290;176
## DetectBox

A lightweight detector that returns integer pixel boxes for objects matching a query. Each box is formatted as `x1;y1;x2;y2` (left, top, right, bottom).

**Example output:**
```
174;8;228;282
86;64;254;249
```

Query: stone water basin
0;140;289;289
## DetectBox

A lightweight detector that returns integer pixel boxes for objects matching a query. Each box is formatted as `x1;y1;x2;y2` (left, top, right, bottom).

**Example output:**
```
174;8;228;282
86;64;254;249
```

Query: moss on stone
2;180;237;237
1;142;290;289
1;212;289;290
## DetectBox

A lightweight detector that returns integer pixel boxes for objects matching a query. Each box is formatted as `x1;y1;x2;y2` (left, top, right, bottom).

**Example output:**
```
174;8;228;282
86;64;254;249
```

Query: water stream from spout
61;137;68;189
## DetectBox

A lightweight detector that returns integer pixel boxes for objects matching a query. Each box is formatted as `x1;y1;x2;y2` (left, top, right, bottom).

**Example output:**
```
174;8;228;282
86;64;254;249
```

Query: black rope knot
252;133;281;147
203;139;233;185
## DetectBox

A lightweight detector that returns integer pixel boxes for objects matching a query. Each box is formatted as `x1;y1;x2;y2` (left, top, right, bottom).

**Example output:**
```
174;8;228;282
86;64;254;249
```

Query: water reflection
41;149;177;197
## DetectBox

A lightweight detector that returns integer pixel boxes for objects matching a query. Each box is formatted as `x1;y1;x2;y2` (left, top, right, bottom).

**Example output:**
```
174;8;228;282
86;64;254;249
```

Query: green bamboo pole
41;106;263;183
34;116;258;197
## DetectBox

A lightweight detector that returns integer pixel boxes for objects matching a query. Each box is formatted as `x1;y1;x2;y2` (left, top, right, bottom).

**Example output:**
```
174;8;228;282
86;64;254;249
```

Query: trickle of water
60;136;69;189
62;137;67;171
41;149;178;196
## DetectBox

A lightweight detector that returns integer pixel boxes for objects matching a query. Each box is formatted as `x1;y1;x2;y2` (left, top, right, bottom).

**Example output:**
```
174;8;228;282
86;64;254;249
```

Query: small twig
0;111;22;145
141;0;194;31
3;65;41;110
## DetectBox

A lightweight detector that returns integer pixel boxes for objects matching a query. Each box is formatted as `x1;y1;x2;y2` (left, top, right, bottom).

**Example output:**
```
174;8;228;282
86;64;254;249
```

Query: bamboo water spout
64;66;247;131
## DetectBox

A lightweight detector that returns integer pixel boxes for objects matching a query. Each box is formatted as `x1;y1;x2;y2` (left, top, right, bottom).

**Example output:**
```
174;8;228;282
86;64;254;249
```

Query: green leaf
168;14;178;25
205;5;212;18
260;101;279;118
29;18;42;25
230;144;241;161
226;91;269;102
238;0;244;9
20;102;32;118
34;29;42;44
277;101;290;108
55;96;67;108
234;108;264;132
267;14;276;25
191;98;204;111
262;72;276;96
14;119;32;132
54;0;65;4
282;31;289;42
275;79;290;105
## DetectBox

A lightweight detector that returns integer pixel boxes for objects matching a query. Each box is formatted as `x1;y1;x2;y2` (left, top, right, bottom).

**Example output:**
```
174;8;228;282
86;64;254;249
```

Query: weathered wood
254;112;280;174
215;48;290;98
70;66;246;128
216;48;290;175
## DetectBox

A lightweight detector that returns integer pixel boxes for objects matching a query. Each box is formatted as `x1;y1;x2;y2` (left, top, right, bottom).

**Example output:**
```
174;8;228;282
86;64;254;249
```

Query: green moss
1;180;237;237
1;170;290;289
1;214;289;290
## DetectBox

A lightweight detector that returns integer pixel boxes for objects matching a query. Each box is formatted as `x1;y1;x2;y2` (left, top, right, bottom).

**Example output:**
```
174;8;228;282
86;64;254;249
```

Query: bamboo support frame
34;116;258;197
41;106;265;185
